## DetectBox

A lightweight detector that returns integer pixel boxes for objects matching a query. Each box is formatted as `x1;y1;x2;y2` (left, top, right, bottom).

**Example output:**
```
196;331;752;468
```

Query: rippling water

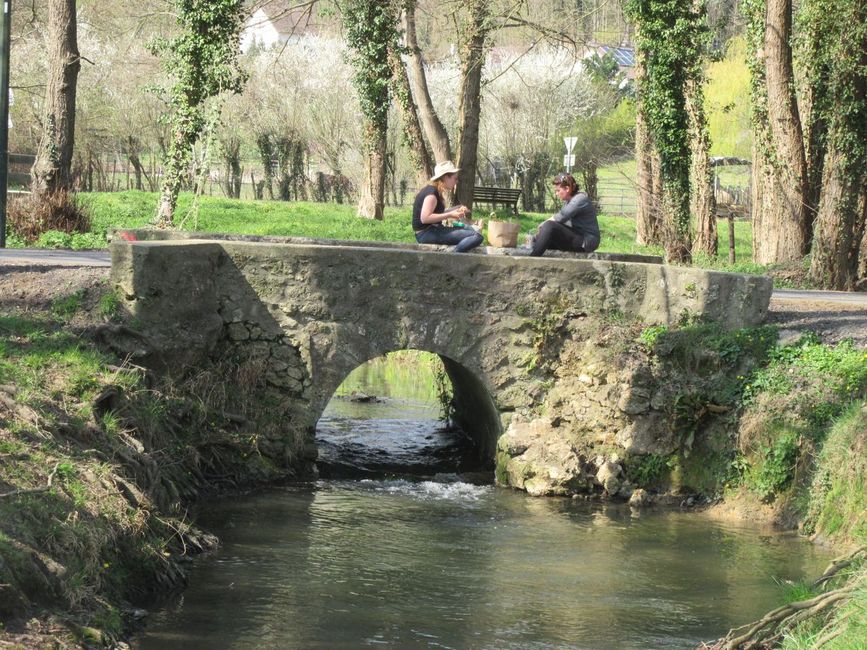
133;477;830;650
132;355;832;649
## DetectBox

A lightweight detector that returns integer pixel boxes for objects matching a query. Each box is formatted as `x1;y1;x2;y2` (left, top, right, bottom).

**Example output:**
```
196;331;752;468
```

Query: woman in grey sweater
529;172;600;257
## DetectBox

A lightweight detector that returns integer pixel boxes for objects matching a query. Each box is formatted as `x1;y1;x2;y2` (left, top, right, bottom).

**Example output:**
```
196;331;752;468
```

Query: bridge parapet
110;233;772;481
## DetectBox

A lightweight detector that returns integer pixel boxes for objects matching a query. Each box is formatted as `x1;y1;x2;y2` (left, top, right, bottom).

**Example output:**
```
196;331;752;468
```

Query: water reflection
134;480;830;650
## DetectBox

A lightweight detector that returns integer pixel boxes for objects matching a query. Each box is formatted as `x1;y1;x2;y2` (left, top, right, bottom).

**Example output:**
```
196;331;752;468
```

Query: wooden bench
472;186;522;215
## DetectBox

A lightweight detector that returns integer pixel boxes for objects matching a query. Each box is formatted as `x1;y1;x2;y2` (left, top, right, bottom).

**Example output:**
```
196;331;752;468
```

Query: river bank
0;263;864;648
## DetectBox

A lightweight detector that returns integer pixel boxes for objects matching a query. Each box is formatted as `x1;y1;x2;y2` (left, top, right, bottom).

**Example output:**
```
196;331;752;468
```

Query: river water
133;354;831;649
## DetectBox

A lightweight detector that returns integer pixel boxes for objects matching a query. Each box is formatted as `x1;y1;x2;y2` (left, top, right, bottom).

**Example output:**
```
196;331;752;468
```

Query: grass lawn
81;189;679;255
5;189;772;281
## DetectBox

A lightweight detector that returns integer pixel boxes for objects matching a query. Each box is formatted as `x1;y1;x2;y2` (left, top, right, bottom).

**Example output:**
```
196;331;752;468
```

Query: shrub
7;190;91;244
71;232;107;250
37;230;72;249
749;431;800;501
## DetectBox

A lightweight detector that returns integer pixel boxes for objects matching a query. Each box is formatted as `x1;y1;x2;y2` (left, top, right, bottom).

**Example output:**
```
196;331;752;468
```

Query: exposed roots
701;547;865;649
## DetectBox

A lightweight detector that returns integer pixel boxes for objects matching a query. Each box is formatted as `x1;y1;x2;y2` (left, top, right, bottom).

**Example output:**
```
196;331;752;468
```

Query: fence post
728;214;736;264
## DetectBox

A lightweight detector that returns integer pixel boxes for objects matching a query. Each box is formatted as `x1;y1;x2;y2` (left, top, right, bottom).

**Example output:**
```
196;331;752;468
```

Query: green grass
803;401;867;544
79;189;692;258
780;567;866;650
9;187;768;273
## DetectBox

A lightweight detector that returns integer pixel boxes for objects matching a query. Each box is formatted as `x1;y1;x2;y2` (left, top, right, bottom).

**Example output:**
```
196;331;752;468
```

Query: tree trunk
859;196;867;286
387;35;432;187
129;153;143;191
809;148;866;290
31;0;80;194
808;4;867;290
256;133;275;200
800;23;828;224
688;76;717;257
454;0;489;209
753;0;811;263
222;139;242;199
403;0;452;164
357;129;386;219
634;51;662;246
581;163;598;208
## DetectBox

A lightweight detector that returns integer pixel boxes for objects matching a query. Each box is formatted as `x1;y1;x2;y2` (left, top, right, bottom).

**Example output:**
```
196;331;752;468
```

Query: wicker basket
487;220;520;248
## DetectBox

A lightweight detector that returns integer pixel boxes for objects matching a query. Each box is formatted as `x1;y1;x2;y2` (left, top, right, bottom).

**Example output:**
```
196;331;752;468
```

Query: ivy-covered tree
626;0;709;263
804;0;867;289
339;0;399;220
742;0;811;264
633;46;664;247
151;0;247;227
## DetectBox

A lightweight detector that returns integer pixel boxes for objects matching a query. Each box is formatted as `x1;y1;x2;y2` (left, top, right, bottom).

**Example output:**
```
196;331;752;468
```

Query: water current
132;354;832;649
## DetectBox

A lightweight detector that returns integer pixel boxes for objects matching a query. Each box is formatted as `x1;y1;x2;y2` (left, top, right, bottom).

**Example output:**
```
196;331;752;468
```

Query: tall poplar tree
626;0;708;263
742;0;811;264
804;0;867;289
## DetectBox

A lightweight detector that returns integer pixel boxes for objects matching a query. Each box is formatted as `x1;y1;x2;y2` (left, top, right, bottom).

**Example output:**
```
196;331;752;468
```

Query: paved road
2;248;866;305
0;248;111;267
771;288;867;305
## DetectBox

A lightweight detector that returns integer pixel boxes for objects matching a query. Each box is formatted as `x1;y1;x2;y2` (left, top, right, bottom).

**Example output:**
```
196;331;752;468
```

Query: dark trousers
530;220;598;257
416;225;483;253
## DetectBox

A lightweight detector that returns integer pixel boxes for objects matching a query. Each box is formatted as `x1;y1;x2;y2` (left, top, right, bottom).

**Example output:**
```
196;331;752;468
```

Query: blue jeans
416;225;483;253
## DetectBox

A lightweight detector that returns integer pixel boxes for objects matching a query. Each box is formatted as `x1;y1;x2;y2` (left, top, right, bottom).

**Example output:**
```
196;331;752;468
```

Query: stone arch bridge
110;232;771;481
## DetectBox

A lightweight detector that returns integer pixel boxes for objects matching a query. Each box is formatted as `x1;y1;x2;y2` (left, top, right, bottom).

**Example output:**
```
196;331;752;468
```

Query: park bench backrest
472;186;522;215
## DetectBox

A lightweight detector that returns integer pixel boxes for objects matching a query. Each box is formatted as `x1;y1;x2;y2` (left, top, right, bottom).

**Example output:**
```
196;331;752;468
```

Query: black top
552;192;600;249
412;184;445;232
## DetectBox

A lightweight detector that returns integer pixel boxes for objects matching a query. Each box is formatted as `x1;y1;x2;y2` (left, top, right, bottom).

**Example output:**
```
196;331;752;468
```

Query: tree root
0;462;60;499
813;546;865;588
700;547;865;649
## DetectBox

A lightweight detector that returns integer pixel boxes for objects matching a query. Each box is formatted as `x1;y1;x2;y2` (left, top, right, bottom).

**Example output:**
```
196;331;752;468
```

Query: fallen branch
0;462;60;499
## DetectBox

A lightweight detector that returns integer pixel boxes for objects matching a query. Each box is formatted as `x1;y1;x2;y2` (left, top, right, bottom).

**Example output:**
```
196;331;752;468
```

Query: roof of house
597;45;635;67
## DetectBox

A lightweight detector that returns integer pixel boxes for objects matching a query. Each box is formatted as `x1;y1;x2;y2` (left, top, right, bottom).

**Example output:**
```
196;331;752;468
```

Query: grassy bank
0;274;295;645
638;322;866;649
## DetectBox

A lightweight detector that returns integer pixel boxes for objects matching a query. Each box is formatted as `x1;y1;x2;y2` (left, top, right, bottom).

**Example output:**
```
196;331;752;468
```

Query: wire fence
9;152;750;220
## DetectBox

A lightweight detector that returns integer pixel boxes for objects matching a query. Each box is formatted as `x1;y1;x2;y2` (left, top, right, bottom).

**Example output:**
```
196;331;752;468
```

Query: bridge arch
110;233;771;481
315;349;500;473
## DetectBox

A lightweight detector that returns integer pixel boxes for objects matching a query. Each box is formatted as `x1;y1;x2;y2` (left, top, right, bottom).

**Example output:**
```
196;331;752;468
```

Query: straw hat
430;160;460;181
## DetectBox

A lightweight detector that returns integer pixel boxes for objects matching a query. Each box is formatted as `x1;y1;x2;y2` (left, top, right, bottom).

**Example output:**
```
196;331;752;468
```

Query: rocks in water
497;418;595;496
629;488;652;507
347;391;382;403
595;460;623;495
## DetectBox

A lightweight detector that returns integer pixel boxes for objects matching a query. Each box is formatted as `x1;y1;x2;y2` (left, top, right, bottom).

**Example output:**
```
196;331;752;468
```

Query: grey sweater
552;192;600;249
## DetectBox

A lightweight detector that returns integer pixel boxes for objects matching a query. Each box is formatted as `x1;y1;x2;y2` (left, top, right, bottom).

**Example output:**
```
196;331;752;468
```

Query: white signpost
563;136;577;173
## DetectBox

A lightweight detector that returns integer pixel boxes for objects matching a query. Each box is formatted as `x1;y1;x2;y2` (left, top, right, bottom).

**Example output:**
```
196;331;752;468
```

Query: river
132;353;831;649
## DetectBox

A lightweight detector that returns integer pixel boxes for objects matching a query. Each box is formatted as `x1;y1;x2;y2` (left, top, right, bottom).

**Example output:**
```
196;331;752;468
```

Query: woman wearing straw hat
412;161;484;253
529;172;600;257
